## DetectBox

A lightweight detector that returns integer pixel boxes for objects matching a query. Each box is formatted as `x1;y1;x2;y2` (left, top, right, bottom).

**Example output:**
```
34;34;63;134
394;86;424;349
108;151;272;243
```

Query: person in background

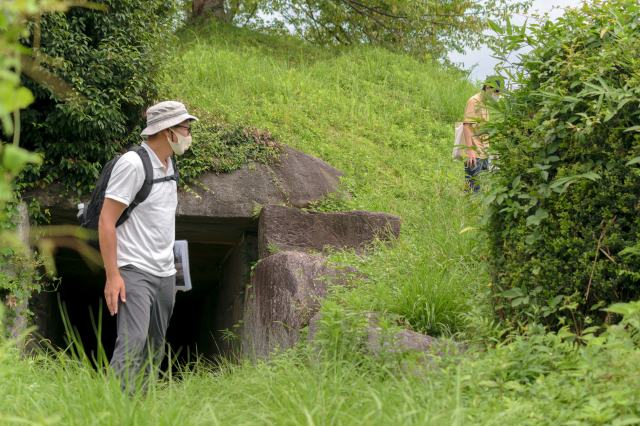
462;76;502;192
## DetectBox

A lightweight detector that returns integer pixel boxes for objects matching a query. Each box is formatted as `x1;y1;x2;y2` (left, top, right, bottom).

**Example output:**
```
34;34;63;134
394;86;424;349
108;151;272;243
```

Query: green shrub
18;0;178;196
484;0;640;332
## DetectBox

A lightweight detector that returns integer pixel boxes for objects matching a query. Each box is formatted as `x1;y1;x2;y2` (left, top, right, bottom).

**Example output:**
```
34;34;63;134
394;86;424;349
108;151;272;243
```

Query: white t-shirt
105;143;177;277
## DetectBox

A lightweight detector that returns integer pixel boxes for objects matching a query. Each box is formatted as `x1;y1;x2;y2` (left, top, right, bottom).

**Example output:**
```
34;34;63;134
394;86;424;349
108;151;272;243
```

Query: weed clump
178;108;282;185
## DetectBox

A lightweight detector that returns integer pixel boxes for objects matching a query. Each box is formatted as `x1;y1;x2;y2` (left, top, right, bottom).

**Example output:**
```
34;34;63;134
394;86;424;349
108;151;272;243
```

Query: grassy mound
162;23;481;335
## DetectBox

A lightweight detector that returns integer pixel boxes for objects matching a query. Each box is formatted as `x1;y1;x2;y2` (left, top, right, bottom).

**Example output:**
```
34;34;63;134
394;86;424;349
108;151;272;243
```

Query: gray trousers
110;264;175;391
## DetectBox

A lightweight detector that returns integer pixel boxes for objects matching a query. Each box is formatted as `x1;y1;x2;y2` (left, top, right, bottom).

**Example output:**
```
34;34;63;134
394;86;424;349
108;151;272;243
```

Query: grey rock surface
177;146;342;218
241;251;343;359
367;326;436;355
258;205;401;258
308;312;445;358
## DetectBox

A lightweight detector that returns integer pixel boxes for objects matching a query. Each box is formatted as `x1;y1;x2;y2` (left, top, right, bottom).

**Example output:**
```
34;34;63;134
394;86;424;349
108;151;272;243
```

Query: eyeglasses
173;125;191;135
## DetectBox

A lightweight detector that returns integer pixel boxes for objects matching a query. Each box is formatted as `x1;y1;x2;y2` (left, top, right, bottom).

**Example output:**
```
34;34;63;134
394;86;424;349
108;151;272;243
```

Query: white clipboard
174;240;192;292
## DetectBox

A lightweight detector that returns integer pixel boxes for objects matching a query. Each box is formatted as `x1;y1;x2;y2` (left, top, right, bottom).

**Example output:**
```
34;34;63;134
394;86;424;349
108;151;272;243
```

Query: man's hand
99;197;128;316
462;123;478;168
465;148;478;168
105;274;126;316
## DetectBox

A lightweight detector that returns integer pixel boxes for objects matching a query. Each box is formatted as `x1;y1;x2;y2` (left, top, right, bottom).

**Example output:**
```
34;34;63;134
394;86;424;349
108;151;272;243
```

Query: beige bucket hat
140;101;198;136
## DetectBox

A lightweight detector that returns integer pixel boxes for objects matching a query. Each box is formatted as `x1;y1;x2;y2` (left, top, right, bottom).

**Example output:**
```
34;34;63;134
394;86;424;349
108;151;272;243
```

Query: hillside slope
162;23;481;335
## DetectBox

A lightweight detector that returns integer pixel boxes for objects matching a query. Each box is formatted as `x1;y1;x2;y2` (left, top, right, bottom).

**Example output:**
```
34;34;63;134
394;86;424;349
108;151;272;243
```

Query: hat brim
140;113;199;136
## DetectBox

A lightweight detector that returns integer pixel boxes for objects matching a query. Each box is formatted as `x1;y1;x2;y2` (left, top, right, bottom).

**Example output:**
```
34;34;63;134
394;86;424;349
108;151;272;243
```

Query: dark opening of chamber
33;218;257;368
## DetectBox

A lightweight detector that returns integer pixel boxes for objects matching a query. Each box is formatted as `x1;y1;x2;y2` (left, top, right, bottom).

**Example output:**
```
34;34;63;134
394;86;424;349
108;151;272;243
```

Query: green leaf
619;244;640;257
1;144;43;175
511;296;529;307
605;301;640;316
626;157;640;166
501;288;524;298
13;86;34;110
549;295;564;308
550;172;601;193
488;20;504;35
526;208;549;226
525;232;541;245
0;179;12;203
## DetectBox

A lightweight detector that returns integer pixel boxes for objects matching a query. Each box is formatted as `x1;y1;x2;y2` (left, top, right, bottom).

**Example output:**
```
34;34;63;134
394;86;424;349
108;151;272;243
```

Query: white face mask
168;128;192;156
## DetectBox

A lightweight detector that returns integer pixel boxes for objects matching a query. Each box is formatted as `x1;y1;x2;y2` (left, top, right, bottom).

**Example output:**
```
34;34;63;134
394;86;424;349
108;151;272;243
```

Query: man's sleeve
105;154;144;207
463;97;479;124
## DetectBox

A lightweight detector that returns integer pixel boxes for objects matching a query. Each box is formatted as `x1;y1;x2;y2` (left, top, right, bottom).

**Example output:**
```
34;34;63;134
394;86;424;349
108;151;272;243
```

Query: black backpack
79;145;178;229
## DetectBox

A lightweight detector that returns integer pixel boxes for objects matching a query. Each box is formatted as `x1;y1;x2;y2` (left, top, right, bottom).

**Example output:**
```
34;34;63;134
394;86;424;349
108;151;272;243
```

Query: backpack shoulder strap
115;146;154;226
151;156;179;184
132;146;154;202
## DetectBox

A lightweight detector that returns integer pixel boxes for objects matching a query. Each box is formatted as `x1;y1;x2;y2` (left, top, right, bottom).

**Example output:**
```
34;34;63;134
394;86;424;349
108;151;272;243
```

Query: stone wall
214;232;258;357
241;205;401;359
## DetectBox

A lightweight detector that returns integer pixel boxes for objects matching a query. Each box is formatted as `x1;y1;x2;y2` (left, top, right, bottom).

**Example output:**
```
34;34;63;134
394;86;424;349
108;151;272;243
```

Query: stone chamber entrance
27;145;405;364
33;216;258;366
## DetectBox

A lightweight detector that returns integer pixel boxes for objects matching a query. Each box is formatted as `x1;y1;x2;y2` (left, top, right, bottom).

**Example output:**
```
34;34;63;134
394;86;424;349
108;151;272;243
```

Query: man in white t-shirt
99;101;197;390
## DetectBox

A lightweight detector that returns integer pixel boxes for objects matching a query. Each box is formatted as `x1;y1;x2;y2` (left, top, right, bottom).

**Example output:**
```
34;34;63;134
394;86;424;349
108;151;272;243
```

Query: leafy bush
484;0;640;331
18;0;178;196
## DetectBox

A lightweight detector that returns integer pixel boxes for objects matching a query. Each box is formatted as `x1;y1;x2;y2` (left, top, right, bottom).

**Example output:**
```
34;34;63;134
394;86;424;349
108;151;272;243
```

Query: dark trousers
465;158;490;192
110;264;175;392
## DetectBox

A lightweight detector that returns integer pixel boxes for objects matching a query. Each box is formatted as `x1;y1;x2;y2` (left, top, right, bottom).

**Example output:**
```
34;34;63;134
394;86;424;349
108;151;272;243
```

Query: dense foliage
18;0;177;196
484;0;640;332
0;1;44;208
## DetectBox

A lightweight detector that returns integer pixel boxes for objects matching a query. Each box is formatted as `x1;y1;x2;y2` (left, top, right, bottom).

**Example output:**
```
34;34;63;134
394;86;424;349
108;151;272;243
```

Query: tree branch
343;0;408;19
304;0;348;44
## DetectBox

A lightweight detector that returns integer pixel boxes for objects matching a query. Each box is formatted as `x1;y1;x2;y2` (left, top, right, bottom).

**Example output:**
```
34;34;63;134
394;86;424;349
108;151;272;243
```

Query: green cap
483;75;503;90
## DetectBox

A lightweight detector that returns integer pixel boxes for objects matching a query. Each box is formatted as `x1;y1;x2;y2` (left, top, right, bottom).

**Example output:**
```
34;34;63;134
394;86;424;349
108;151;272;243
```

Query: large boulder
178;146;342;218
241;251;344;359
258;205;401;259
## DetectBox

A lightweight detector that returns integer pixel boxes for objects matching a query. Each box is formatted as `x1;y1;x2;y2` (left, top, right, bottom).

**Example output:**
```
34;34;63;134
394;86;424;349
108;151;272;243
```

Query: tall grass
162;23;482;335
3;308;640;424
